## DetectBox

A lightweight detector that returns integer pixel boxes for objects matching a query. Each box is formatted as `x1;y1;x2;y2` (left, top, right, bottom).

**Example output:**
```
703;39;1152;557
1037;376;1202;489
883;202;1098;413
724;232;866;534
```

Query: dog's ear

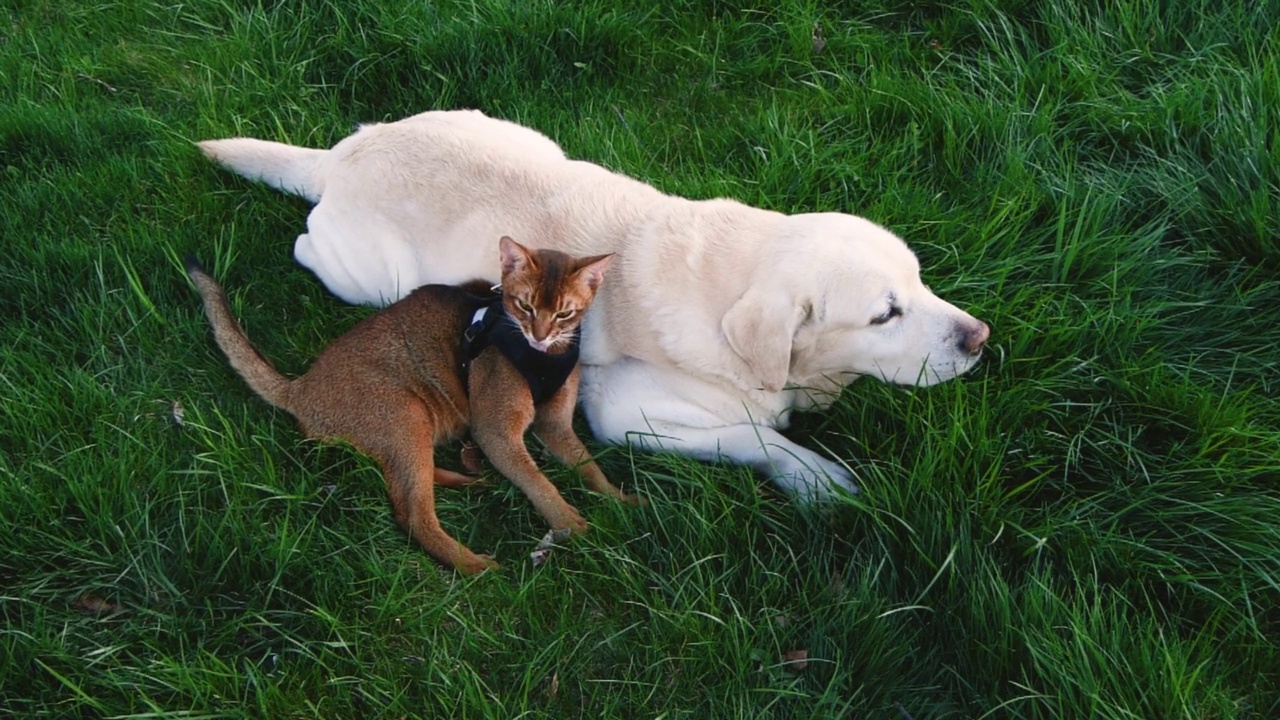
721;286;806;393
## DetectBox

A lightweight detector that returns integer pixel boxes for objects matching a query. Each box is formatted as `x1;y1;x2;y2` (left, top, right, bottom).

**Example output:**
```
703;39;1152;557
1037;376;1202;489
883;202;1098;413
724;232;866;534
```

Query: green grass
3;0;1279;717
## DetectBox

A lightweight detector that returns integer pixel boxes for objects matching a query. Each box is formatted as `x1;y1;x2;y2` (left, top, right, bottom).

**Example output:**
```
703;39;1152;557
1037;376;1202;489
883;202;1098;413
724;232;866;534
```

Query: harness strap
460;298;580;405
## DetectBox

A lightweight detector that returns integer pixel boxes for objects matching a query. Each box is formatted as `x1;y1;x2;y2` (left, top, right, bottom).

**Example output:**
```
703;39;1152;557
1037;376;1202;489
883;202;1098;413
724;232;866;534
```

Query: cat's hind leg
371;402;497;575
433;467;485;488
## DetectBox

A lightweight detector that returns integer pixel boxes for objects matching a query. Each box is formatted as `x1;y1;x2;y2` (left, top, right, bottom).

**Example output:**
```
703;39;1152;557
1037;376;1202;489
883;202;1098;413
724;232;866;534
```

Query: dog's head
721;213;989;394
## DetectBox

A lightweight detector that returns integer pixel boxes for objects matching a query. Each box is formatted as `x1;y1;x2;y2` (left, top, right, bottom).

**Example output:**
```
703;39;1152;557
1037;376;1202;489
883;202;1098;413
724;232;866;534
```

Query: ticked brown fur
188;237;637;575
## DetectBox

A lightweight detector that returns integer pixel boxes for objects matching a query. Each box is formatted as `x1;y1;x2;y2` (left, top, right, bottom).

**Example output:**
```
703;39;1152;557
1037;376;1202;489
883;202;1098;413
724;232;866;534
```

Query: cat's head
498;236;613;353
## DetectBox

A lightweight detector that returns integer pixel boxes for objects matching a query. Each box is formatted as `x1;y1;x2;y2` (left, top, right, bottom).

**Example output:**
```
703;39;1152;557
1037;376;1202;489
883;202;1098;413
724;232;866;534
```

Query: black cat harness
460;296;580;405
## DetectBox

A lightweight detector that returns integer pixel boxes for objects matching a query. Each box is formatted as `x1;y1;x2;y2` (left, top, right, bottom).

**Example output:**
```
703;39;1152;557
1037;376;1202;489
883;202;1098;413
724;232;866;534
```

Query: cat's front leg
532;369;644;505
469;357;589;533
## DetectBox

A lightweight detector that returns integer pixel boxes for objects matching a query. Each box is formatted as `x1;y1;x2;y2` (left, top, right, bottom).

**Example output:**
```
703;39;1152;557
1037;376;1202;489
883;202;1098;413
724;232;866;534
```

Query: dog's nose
961;321;990;355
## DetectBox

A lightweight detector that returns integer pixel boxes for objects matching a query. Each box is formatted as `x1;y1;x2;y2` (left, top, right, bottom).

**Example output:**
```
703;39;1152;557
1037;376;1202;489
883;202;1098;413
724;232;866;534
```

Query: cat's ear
573;253;614;291
721;286;807;393
499;236;536;275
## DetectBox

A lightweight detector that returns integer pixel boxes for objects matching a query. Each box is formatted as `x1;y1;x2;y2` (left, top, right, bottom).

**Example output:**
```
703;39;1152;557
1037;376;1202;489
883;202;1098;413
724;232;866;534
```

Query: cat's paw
459;442;488;475
456;553;500;576
620;492;648;507
433;467;487;488
552;508;590;534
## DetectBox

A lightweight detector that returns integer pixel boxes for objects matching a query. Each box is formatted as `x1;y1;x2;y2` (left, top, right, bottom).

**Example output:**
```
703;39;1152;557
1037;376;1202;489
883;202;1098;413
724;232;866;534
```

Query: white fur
199;109;989;500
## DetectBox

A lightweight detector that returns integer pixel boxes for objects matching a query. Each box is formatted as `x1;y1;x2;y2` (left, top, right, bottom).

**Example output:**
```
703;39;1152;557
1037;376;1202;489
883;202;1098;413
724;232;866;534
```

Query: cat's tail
185;255;294;410
197;138;327;202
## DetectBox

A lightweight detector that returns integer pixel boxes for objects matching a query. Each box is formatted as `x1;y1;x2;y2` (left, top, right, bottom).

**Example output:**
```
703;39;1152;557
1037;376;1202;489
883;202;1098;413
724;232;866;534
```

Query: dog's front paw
769;453;859;502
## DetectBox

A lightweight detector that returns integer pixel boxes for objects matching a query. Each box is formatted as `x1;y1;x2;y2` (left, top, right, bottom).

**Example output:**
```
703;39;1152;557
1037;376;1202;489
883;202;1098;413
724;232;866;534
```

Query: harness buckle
463;321;482;345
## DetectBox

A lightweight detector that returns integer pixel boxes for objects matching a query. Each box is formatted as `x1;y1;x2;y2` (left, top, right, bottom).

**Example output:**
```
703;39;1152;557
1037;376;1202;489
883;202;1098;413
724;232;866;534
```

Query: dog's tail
197;138;327;202
186;255;294;410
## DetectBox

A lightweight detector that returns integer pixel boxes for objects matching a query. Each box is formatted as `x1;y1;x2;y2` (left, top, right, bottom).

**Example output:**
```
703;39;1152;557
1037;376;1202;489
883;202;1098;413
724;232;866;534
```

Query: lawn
2;0;1278;717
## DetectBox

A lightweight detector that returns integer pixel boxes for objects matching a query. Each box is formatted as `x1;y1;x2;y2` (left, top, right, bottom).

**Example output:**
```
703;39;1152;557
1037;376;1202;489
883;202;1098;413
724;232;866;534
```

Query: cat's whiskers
527;333;564;353
546;328;578;351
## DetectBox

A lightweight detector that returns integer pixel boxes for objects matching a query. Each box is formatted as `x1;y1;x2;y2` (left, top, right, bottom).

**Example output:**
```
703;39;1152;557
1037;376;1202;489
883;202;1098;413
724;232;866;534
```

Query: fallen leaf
811;23;827;54
170;400;185;427
548;671;560;699
782;649;809;672
830;569;847;597
72;596;121;616
530;528;573;568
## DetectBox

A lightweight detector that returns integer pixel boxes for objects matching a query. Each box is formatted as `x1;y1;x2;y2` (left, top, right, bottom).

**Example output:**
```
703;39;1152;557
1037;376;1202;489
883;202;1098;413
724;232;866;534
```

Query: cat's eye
554;309;576;320
870;306;902;326
515;299;533;314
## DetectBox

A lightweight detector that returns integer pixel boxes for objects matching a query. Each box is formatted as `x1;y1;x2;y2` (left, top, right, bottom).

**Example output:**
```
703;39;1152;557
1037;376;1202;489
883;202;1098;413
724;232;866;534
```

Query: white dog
199;109;989;500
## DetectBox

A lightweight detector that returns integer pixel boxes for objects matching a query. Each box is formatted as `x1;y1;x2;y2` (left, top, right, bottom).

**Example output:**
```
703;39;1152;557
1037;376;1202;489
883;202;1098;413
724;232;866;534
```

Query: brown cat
187;236;638;575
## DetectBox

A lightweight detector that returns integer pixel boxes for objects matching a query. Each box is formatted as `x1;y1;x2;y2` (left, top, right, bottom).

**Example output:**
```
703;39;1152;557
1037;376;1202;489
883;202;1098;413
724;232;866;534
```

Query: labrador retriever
198;109;990;500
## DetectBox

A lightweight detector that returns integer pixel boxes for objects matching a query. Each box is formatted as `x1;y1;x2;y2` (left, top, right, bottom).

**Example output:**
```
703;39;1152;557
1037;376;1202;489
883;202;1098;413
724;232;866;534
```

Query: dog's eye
554;309;575;320
870;306;902;326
